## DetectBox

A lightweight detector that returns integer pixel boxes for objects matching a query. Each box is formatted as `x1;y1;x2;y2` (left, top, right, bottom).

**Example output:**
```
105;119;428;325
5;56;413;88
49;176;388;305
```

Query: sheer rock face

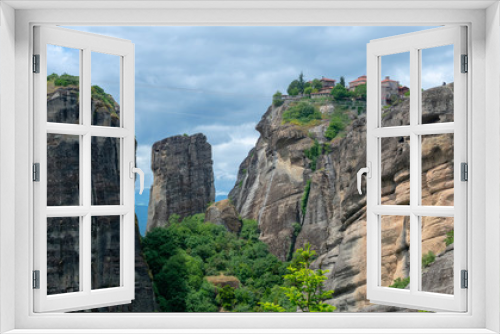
46;86;158;312
205;199;242;234
229;84;455;311
147;134;215;232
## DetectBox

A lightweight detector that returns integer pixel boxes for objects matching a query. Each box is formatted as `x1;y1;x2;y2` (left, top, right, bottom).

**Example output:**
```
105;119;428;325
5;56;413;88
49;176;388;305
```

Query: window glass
91;52;121;127
91;216;121;290
421;45;454;124
420;216;454;295
381;52;410;127
47;45;81;124
47;217;80;295
47;134;80;206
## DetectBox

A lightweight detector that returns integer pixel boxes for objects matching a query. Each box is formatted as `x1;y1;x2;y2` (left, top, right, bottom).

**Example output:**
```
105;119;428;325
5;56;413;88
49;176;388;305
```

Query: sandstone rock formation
46;83;157;312
205;274;241;289
205;199;242;234
229;84;456;311
147;134;215;231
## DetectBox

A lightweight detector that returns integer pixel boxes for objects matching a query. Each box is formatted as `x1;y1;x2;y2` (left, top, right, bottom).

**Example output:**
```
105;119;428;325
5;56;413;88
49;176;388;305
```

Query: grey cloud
64;25;451;198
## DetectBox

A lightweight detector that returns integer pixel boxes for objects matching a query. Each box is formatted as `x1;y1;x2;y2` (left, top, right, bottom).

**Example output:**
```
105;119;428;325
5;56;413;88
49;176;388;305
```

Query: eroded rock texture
147;134;215;231
46;84;157;312
229;84;456;311
205;199;242;234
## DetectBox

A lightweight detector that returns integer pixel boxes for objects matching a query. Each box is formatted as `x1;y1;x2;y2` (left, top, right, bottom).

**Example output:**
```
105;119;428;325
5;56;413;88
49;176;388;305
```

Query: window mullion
409;47;420;295
82;48;92;294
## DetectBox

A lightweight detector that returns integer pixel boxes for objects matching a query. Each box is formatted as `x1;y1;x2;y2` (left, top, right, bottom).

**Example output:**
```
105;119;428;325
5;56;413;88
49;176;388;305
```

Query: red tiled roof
349;76;367;83
381;78;398;83
320;78;336;82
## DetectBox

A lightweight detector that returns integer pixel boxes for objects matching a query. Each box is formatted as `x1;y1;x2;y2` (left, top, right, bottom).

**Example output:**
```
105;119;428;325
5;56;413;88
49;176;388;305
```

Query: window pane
421;134;454;206
380;215;410;288
91;136;121;205
381;136;410;205
91;216;121;290
47;217;80;295
47;45;80;124
421;45;454;124
47;134;80;206
91;52;121;127
380;52;410;127
421;216;454;295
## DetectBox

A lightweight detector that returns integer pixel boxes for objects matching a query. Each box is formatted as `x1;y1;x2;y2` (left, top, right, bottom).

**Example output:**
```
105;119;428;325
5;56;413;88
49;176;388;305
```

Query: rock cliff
46;81;158;312
147;134;215;232
205;199;242;234
229;84;455;311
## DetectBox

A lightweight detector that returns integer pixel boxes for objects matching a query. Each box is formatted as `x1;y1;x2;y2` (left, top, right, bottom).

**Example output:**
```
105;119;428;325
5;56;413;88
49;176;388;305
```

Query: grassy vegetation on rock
282;101;322;126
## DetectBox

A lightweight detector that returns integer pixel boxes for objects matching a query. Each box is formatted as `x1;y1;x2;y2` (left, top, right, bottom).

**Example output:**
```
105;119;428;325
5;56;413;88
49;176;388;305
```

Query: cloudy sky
51;26;453;233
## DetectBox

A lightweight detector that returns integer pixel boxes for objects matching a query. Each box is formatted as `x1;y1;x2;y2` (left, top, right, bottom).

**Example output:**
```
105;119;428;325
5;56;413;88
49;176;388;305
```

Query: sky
49;26;454;234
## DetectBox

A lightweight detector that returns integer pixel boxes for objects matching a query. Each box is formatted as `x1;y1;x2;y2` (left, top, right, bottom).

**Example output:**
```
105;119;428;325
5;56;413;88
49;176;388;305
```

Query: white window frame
33;26;136;313
0;1;499;333
365;26;467;312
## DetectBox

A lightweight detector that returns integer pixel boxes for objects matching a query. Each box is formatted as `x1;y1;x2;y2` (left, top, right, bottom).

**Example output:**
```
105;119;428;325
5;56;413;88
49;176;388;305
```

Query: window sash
32;26;136;313
366;26;468;312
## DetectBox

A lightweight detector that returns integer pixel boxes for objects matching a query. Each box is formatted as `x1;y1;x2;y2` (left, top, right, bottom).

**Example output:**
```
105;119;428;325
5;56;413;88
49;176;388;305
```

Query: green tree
353;83;367;101
298;72;305;94
304;87;313;97
216;285;236;311
311;78;322;90
155;253;189;312
330;83;350;100
289;87;300;96
287;80;300;95
339;76;346;87
261;243;336;312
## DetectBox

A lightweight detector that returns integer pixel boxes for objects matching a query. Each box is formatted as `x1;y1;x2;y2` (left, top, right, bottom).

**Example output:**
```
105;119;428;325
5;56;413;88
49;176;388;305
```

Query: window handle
357;162;371;195
129;162;145;195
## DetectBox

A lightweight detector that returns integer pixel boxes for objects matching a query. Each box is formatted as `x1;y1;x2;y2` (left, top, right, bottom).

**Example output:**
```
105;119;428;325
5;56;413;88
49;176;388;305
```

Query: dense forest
141;214;296;312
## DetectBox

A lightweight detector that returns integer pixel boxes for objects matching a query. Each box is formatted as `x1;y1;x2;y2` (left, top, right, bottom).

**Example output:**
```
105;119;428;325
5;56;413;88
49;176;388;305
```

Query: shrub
304;139;323;171
91;85;116;109
301;180;311;215
325;107;350;140
445;230;454;246
282;101;321;125
390;277;410;289
273;91;284;107
292;222;302;237
48;73;79;87
422;251;436;268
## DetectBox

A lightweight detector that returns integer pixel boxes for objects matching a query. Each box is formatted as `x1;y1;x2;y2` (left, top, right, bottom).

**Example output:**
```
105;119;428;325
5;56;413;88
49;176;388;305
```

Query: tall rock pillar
147;133;215;232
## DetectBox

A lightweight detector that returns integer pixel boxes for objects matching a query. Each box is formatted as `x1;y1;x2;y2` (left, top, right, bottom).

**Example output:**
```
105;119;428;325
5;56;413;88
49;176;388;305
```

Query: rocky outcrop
147;134;215;231
205;274;241;289
46;83;158;312
229;84;455;311
205;199;242;234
